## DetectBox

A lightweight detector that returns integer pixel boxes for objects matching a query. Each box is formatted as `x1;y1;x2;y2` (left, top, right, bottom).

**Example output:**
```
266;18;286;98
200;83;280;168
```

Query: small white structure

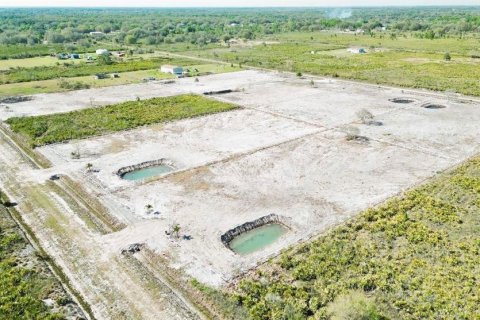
95;49;109;55
160;65;184;76
89;31;105;36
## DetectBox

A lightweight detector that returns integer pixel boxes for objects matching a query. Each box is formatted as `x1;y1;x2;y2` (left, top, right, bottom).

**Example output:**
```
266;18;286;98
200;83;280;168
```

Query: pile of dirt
389;98;415;104
0;96;34;104
421;103;446;109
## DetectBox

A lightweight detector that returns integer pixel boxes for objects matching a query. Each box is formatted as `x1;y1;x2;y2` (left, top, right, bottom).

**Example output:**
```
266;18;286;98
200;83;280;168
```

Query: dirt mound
0;96;34;104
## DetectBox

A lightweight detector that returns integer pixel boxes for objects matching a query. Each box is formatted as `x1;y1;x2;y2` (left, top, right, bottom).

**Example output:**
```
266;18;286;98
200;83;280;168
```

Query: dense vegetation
0;7;479;59
6;94;239;146
0;56;196;84
232;157;480;319
0;193;64;319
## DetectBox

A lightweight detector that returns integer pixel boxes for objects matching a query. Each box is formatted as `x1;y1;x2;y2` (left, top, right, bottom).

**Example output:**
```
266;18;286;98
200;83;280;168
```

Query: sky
0;0;478;7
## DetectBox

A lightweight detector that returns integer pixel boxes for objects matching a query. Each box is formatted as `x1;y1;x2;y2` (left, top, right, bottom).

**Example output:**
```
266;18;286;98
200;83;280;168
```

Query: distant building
160;65;184;76
70;53;80;59
95;49;110;55
89;31;105;36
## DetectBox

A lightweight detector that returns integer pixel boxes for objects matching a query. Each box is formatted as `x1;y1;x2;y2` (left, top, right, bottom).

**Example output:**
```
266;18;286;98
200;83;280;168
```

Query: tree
125;35;137;44
85;163;93;172
241;30;254;40
97;54;113;65
425;30;435;40
172;224;181;238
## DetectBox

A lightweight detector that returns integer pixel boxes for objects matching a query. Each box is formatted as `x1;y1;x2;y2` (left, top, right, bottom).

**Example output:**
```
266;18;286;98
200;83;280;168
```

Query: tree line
0;7;479;48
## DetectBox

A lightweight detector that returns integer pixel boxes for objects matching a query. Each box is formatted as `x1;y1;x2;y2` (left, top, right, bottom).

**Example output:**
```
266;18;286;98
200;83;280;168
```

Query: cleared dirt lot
0;70;277;120
15;70;480;287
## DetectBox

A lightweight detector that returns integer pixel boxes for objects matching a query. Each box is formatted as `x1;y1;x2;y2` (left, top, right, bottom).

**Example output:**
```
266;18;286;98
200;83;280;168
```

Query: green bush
0;205;64;319
57;79;90;90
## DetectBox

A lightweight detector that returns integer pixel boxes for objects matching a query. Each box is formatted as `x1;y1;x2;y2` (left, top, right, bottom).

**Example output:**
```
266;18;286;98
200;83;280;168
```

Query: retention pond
229;223;287;255
121;164;173;181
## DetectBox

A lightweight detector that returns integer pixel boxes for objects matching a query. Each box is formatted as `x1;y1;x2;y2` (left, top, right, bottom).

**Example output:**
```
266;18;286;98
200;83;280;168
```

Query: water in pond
229;224;287;255
122;165;173;181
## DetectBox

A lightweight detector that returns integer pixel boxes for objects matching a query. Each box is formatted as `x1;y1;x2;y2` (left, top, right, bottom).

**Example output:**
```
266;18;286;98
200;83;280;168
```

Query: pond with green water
229;223;287;255
121;165;173;181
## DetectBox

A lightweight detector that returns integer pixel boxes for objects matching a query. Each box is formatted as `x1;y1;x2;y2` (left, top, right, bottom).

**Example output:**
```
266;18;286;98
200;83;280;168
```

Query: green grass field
6;94;239;146
0;52;185;71
270;32;480;55
186;32;480;96
0;56;84;71
231;156;480;319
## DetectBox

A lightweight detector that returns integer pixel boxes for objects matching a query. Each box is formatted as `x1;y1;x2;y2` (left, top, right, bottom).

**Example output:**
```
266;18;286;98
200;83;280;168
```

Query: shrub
327;291;386;320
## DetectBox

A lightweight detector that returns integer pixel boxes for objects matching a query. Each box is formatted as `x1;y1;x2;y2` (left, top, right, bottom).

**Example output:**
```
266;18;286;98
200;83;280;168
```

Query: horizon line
1;5;479;8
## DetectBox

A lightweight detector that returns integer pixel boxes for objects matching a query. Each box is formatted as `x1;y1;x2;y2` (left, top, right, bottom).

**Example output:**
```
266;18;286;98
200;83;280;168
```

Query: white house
160;65;184;76
89;31;105;36
95;49;110;55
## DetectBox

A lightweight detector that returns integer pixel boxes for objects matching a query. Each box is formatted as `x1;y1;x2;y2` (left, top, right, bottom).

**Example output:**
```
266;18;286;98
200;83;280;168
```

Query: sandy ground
8;70;480;289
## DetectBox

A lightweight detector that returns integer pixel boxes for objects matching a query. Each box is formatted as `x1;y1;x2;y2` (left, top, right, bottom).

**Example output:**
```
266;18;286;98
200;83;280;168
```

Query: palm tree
172;224;181;238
